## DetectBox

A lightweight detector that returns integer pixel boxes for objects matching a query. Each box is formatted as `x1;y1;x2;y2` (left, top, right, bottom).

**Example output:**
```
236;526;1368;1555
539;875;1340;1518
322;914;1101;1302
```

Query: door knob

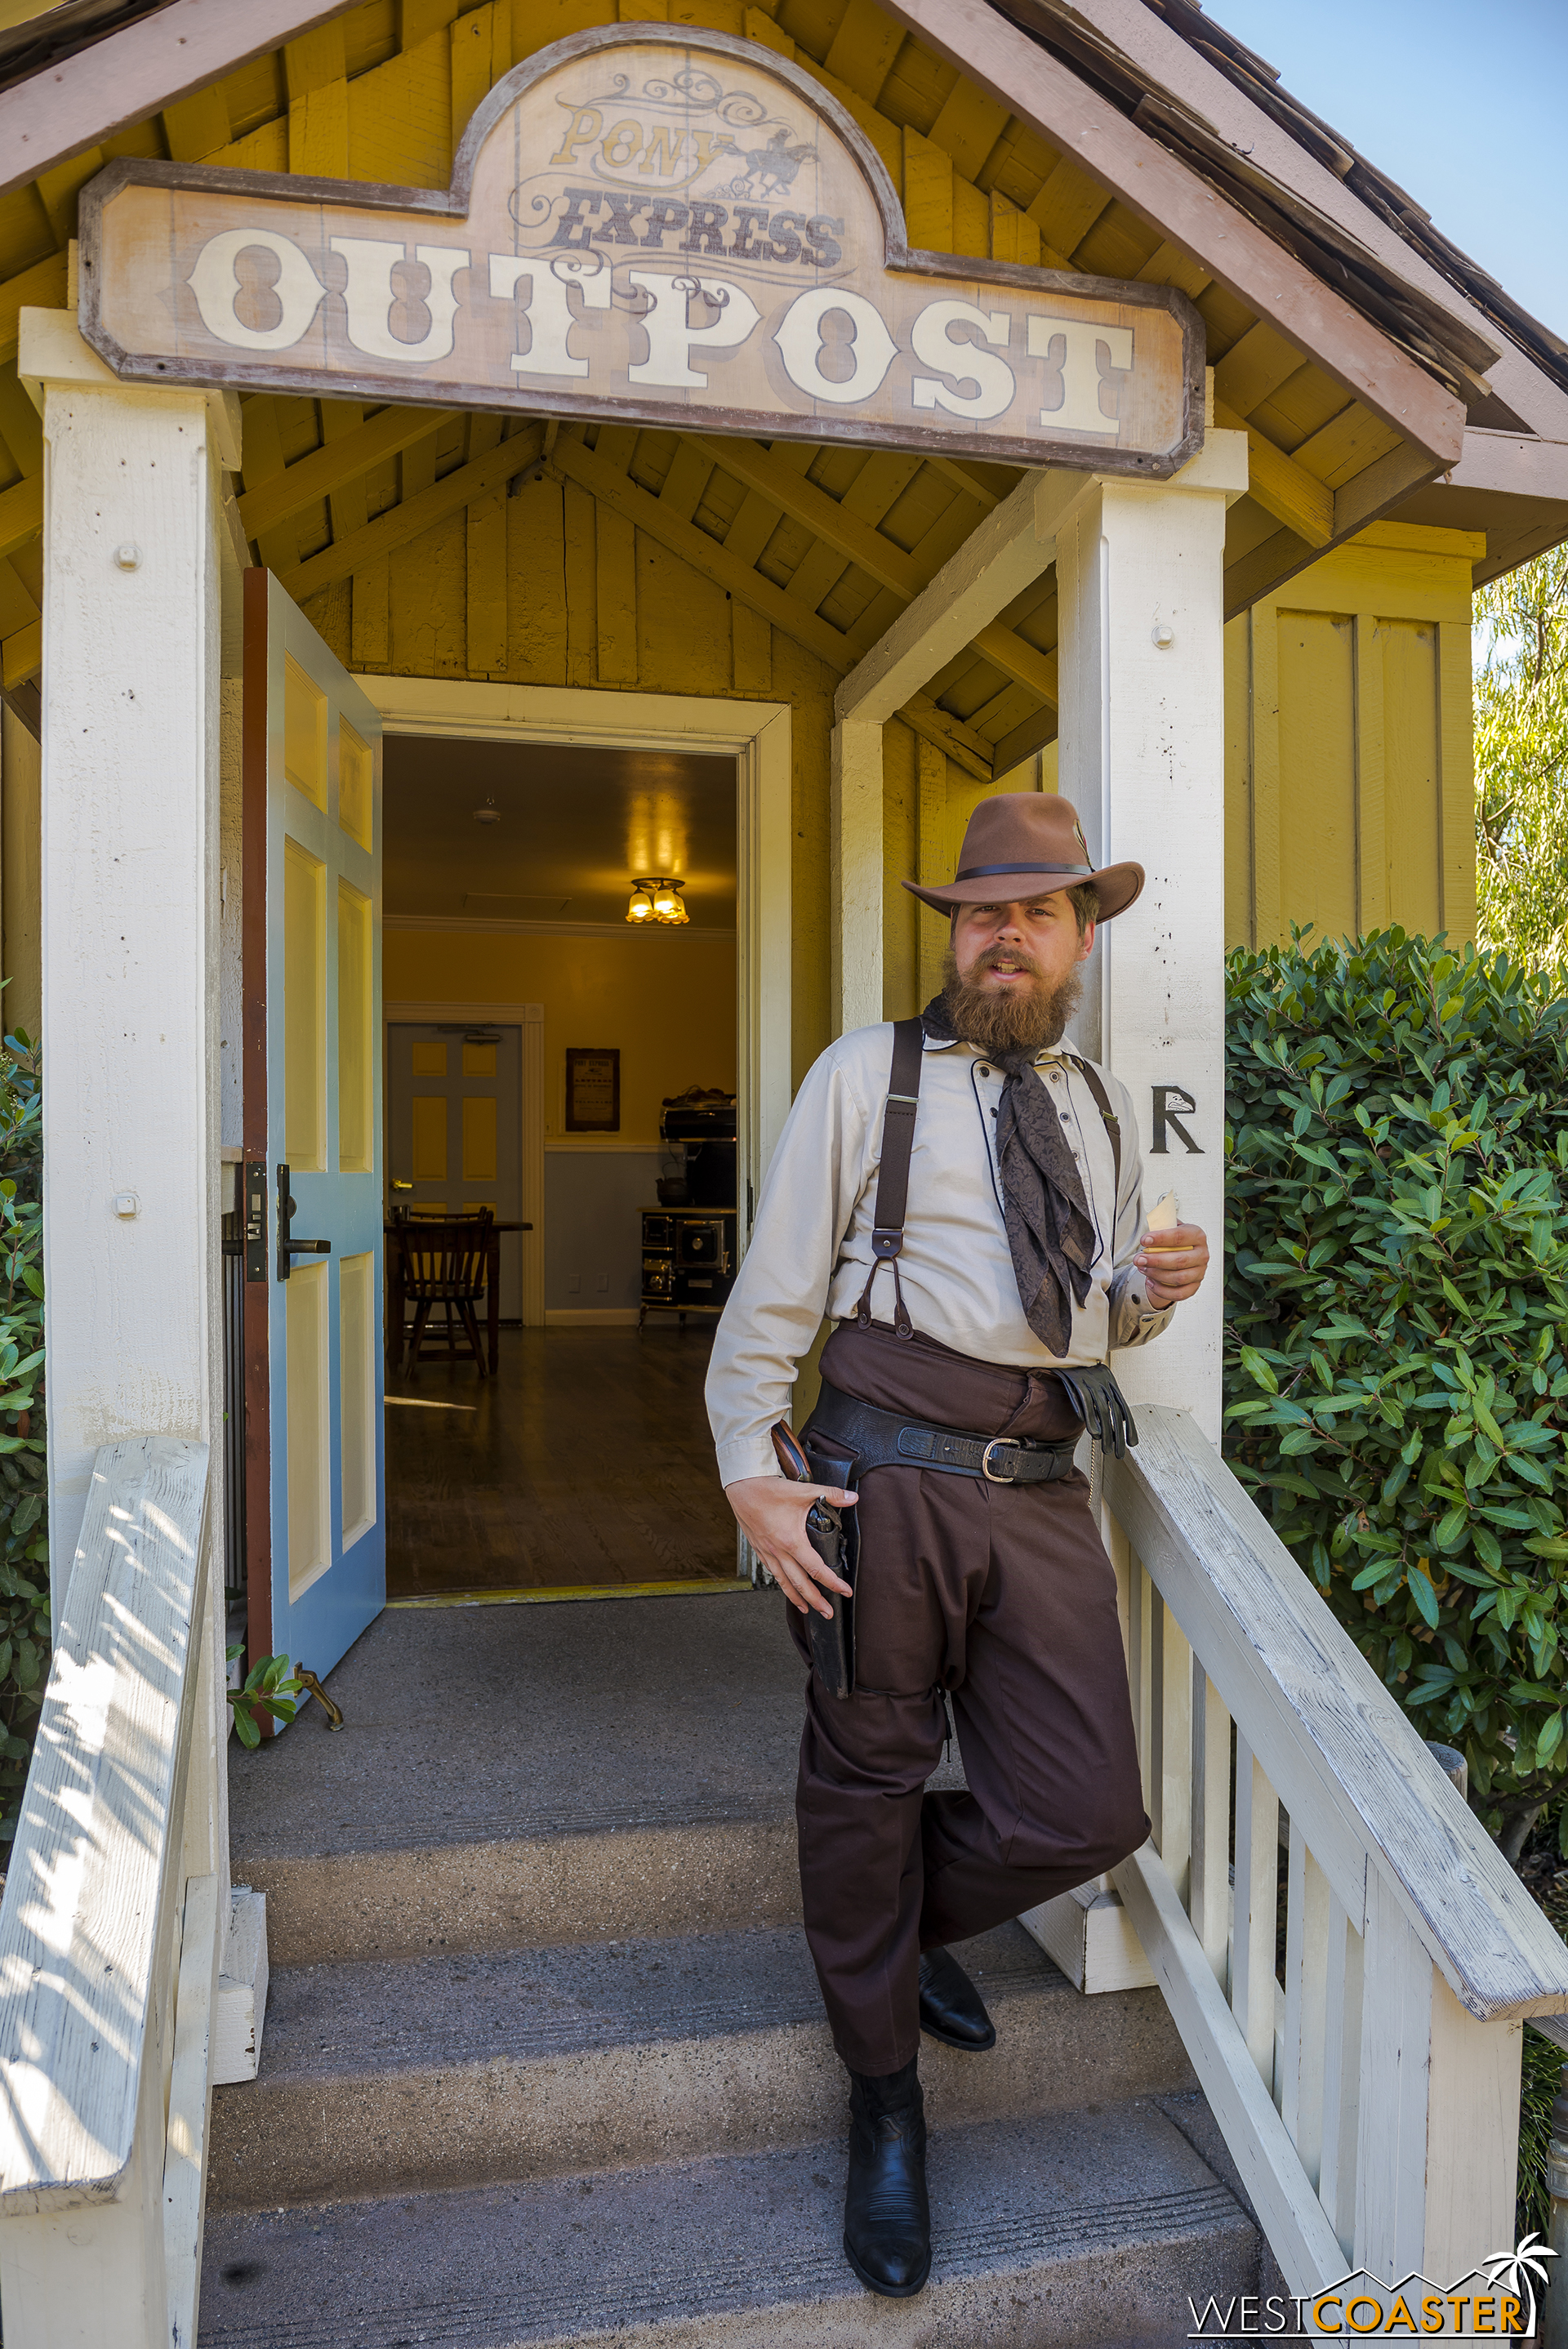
276;1162;332;1282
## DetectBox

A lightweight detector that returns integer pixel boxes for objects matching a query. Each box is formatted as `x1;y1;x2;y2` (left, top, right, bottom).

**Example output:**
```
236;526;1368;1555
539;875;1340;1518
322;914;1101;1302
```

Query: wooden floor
385;1326;737;1598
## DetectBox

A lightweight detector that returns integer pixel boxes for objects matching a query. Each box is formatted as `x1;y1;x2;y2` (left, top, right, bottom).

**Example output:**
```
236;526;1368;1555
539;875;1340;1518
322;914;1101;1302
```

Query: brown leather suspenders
1063;1054;1121;1201
853;1017;924;1339
853;1023;1124;1342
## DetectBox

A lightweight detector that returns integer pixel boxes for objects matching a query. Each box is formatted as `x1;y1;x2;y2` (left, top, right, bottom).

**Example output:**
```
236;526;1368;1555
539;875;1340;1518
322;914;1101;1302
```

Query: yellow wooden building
2;0;1566;1064
1;3;1567;2342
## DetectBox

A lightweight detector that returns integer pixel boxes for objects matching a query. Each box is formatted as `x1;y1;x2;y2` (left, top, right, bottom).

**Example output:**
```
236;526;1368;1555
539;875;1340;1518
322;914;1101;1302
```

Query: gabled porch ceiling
1;0;1564;753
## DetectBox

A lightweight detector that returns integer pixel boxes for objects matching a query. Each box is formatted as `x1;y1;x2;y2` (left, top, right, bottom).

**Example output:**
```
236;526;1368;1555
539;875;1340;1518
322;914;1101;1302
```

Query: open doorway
380;724;747;1602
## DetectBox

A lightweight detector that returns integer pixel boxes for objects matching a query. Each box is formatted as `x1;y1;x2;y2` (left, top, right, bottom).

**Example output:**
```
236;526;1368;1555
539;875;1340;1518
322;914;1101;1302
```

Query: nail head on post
1152;622;1174;649
114;543;141;572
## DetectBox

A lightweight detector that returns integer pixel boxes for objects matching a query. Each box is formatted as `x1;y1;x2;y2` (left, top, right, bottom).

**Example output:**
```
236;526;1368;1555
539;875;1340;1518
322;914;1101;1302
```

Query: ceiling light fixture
627;876;689;926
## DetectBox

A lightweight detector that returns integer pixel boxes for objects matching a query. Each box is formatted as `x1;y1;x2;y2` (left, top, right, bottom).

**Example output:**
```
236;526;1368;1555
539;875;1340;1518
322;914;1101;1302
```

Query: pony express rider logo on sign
78;26;1203;472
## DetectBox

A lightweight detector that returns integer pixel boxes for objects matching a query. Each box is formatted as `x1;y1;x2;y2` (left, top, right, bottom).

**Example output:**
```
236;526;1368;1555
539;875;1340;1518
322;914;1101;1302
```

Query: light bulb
626;886;653;923
653;882;682;920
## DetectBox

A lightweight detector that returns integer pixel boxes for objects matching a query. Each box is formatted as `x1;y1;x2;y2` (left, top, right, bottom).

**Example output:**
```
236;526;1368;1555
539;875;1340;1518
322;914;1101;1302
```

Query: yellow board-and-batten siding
1223;523;1481;957
0;0;1484;1058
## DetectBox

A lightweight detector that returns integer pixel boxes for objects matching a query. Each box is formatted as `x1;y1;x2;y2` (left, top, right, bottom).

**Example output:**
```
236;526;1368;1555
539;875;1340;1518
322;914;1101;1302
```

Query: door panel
244;569;385;1701
386;1023;523;1317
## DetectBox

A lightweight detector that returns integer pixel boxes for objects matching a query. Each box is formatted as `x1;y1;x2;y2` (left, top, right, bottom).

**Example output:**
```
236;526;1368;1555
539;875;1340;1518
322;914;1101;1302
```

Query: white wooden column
1056;434;1248;1445
20;313;238;1608
831;719;884;1036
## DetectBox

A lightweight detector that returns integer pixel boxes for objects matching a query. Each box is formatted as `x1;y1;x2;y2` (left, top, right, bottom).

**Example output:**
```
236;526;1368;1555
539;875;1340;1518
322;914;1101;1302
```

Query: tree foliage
1223;930;1568;1860
1475;548;1568;980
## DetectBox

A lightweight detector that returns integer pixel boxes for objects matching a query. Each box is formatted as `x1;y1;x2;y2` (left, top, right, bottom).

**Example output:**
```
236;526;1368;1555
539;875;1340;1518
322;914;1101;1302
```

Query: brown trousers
789;1321;1148;2077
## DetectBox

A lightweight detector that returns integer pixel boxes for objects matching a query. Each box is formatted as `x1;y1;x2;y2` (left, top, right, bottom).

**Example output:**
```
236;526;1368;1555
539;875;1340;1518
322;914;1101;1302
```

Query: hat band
953;860;1094;881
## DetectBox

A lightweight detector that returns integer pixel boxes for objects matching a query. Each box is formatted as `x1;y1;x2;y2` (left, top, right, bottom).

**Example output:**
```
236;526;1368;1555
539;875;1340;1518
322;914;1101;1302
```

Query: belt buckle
982;1439;1021;1483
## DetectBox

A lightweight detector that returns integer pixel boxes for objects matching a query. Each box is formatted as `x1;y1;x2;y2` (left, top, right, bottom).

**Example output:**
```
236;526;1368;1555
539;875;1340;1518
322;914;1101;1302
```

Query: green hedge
0;1031;45;1841
1223;929;1568;1861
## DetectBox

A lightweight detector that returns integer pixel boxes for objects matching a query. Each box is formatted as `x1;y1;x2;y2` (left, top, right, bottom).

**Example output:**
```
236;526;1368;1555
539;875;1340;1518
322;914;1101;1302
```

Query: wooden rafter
0;478;42;564
696;435;1055;703
1213;401;1332;549
0;0;364;203
238;405;453;542
554;434;997;778
278;422;541;604
554;431;870;675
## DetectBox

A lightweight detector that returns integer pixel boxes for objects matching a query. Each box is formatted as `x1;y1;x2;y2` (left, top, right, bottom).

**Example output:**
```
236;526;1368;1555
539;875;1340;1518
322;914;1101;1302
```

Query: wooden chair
389;1209;494;1375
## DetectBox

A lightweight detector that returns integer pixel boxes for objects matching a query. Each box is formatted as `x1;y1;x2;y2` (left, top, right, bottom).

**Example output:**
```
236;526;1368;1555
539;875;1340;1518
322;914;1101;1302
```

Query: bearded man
705;792;1209;2300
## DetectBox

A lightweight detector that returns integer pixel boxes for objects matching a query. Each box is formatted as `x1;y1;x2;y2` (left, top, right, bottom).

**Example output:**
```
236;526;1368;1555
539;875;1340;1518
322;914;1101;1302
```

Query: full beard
939;945;1084;1060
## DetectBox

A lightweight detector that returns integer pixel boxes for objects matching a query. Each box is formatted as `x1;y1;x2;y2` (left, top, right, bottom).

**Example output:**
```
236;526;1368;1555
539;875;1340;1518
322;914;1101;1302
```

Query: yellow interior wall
383;925;737;1144
1224;522;1479;952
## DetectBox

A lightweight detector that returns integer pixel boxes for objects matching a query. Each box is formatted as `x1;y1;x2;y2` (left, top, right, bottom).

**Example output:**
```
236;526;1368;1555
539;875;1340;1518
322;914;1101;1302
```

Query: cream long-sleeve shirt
706;1023;1175;1487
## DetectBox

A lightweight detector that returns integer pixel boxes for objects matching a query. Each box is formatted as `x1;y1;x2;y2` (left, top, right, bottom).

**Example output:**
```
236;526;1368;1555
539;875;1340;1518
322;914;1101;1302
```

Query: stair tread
247;1922;1058;2085
200;2103;1254;2348
230;1593;816;1865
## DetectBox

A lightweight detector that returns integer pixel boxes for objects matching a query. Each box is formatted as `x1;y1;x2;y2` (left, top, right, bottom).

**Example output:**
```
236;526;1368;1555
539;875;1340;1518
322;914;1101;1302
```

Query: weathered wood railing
1098;1406;1568;2293
0;1437;220;2348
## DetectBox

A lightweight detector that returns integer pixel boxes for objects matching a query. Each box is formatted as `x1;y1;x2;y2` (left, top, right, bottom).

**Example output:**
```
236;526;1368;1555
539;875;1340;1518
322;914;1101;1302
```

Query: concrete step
243;1806;803;1967
209;1919;1198;2210
229;1589;865;1964
200;2102;1256;2348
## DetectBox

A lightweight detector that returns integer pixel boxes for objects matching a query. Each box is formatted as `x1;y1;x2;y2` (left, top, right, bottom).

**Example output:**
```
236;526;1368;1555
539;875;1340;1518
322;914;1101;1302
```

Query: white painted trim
383;999;544;1327
212;1888;269;2086
545;1308;641;1327
360;676;791;1253
385;914;737;941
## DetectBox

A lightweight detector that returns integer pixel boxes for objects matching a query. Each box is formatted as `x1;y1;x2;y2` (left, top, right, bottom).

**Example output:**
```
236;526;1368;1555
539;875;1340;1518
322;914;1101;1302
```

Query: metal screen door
243;568;385;1702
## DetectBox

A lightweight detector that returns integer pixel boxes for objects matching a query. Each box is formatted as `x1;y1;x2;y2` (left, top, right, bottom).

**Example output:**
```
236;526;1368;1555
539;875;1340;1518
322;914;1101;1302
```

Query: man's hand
1135;1220;1209;1309
724;1475;858;1618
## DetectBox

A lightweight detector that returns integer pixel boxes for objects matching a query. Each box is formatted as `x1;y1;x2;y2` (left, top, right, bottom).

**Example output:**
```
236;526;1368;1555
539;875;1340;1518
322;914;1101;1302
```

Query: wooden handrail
1106;1407;1568;2026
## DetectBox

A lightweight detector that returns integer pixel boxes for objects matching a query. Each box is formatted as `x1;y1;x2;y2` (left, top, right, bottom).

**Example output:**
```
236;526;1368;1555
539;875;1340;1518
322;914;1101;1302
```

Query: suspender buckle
982;1439;1023;1483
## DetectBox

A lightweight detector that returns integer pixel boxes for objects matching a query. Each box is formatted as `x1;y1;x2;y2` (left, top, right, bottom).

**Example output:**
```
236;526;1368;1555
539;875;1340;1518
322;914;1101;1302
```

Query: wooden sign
78;26;1203;474
565;1048;620;1134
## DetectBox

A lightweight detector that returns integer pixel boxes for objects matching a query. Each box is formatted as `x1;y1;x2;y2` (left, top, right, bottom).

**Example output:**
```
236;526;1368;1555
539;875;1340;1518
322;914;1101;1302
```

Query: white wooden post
20;310;235;1596
831;718;884;1036
1055;433;1248;1445
18;306;238;1937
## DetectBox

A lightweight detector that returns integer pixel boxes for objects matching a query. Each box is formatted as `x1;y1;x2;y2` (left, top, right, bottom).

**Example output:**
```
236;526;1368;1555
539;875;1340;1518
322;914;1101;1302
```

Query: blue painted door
252;573;385;1695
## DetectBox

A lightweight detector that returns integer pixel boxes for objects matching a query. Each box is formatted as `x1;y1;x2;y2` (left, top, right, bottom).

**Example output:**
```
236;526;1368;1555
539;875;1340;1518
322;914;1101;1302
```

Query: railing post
1545;2066;1568;2348
1356;1862;1522;2285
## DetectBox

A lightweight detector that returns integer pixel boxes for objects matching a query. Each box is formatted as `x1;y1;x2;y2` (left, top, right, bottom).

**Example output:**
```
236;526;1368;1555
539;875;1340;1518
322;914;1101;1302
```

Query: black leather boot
842;2057;931;2298
918;1946;997;2052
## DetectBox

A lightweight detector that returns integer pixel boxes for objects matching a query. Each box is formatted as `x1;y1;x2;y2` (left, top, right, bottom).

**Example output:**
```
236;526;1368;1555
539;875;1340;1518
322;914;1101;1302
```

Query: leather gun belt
808;1380;1078;1487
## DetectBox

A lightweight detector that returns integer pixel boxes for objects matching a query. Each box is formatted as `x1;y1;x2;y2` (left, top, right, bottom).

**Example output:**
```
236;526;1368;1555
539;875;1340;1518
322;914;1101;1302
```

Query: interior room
381;732;741;1601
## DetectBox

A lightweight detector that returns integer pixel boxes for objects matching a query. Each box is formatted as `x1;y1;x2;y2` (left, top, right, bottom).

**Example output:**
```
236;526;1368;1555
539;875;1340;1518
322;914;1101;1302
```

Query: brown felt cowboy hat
902;792;1144;923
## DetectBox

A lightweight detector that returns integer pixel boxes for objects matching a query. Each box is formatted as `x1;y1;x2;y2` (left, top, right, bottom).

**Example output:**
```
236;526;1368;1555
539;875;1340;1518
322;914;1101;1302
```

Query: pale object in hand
1143;1189;1178;1237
